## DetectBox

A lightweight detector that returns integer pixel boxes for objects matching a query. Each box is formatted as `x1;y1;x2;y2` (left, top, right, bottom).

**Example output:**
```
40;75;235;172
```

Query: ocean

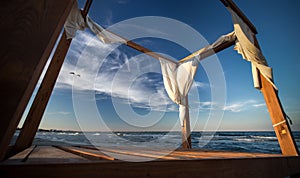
16;131;300;154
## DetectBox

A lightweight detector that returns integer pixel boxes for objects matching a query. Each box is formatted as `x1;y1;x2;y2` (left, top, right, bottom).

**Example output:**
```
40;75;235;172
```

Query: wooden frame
0;0;76;161
1;0;298;161
11;0;94;157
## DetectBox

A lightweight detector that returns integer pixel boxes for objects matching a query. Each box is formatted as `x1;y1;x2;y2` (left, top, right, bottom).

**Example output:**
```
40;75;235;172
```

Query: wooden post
260;71;299;156
13;32;72;153
181;96;192;149
221;0;299;157
0;0;75;161
251;34;298;156
12;0;93;155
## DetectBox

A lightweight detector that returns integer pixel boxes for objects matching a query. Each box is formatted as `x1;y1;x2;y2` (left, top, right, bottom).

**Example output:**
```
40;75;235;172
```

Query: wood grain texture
252;35;299;156
260;74;299;156
181;96;192;149
13;32;72;153
0;0;75;161
2;146;298;177
55;146;115;161
0;152;299;178
12;0;93;156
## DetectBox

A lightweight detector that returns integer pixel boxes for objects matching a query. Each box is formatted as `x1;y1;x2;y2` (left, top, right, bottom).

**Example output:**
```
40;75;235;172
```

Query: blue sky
19;0;300;132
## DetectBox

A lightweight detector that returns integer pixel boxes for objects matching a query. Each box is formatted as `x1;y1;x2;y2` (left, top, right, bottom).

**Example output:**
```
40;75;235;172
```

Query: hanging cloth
227;7;277;90
159;57;199;127
64;1;86;39
64;2;126;44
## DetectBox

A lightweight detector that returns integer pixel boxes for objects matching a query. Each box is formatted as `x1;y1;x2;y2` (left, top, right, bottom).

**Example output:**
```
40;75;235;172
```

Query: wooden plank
13;32;72;153
55;146;115;161
179;33;236;63
0;0;75;161
220;0;257;34
3;146;36;164
170;150;281;159
96;147;179;160
181;96;192;149
12;0;93;155
251;34;299;156
114;29;236;64
25;146;89;164
260;74;299;156
79;145;281;160
0;156;299;177
220;0;298;156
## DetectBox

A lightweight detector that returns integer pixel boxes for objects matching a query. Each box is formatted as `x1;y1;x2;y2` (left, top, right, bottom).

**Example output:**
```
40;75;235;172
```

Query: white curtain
160;57;199;127
227;7;276;90
64;2;126;44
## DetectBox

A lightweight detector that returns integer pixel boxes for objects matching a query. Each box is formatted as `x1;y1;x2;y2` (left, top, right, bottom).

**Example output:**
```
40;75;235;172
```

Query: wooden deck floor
1;145;300;177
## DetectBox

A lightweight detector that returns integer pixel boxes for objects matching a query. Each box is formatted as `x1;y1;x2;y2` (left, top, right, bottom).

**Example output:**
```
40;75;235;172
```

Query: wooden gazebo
0;0;299;177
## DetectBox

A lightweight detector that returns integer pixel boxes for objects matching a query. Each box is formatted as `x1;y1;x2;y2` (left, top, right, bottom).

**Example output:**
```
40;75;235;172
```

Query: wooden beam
1;156;300;177
181;96;192;149
109;29;236;64
0;0;75;161
12;0;93;156
250;34;298;156
220;0;298;156
54;146;115;161
260;73;299;156
103;30;177;64
13;32;72;153
179;34;236;63
220;0;257;34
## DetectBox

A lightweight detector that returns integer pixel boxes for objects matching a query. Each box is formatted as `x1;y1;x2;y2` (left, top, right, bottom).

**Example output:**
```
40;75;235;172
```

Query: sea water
22;131;300;154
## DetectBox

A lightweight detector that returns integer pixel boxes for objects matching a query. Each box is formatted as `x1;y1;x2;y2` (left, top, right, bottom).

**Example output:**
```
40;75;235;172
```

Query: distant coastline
16;127;300;133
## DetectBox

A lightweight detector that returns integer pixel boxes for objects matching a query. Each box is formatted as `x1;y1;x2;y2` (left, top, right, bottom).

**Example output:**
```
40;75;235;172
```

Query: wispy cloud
223;100;265;112
55;31;207;112
46;111;71;115
116;0;131;4
252;103;266;108
192;81;208;88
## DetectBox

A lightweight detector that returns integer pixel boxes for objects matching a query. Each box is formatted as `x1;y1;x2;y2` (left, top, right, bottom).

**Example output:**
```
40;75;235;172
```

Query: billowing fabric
64;1;86;39
227;7;276;90
160;57;199;126
64;2;126;44
179;31;236;63
85;17;126;44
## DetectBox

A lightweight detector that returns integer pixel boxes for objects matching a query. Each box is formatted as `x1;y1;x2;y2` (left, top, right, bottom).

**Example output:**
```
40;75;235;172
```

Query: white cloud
252;103;266;108
54;31;176;112
223;100;264;112
192;81;208;88
46;111;71;115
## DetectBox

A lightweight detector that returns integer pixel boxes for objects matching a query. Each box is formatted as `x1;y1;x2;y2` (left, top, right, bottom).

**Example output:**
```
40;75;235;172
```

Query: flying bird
69;71;80;77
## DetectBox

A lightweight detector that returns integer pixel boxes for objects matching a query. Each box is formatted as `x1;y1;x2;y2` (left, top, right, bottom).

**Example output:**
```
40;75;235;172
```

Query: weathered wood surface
220;0;257;34
220;0;299;156
25;146;89;164
252;35;298;156
13;0;93;156
6;146;89;164
0;0;75;161
13;32;72;153
55;146;115;161
260;73;299;156
0;146;299;178
3;146;36;164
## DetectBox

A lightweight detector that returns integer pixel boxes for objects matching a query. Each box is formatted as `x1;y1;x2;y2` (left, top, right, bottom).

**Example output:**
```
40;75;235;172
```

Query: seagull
69;71;80;77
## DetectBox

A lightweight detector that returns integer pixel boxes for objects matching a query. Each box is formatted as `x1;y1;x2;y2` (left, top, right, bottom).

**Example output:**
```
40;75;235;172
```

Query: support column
12;0;93;155
260;73;299;156
13;32;72;153
252;34;299;156
0;0;75;161
181;96;192;149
